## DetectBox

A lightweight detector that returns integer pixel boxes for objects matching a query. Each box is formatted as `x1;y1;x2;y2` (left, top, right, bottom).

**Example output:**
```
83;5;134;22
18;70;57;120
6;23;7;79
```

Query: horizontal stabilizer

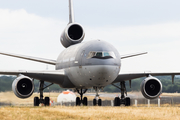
0;51;56;65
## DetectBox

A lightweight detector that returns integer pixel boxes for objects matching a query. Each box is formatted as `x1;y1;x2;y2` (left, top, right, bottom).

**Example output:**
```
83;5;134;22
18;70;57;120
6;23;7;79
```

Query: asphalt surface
84;92;142;99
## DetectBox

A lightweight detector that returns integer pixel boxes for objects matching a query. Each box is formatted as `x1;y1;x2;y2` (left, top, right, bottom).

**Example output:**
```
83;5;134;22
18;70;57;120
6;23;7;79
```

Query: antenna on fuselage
69;0;74;23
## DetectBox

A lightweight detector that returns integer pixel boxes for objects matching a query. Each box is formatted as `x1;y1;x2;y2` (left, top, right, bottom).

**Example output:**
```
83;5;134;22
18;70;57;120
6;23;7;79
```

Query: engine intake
60;23;85;48
68;24;83;40
12;75;34;99
141;76;162;99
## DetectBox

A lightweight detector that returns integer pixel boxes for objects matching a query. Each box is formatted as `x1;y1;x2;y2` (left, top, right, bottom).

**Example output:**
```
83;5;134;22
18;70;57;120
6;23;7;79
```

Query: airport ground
1;106;180;120
1;92;180;120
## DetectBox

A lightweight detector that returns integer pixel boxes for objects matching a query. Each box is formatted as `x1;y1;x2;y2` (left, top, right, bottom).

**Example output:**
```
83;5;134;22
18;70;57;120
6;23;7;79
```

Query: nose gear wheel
93;87;102;106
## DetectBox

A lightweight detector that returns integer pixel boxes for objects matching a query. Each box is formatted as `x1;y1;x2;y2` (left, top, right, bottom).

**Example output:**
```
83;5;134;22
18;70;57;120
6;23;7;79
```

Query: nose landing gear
93;87;102;106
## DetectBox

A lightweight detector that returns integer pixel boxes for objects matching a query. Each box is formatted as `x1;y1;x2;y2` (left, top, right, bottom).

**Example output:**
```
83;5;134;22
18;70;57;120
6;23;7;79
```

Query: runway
84;92;143;99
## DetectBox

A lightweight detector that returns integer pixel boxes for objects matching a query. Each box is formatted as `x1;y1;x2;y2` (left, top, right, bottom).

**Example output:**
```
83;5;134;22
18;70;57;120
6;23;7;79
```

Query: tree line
0;75;180;93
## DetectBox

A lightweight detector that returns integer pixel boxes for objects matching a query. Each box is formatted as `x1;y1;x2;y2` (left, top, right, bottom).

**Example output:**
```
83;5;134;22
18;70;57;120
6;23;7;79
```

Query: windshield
87;51;116;59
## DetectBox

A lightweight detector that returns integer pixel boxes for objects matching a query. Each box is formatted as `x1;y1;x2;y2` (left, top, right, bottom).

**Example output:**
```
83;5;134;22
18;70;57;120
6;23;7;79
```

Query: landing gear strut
76;89;88;106
93;87;102;106
34;81;53;106
112;81;131;106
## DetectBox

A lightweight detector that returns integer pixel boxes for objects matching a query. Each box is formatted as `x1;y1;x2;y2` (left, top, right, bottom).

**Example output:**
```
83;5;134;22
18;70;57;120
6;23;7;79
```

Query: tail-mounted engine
141;76;162;99
12;75;34;99
60;23;85;48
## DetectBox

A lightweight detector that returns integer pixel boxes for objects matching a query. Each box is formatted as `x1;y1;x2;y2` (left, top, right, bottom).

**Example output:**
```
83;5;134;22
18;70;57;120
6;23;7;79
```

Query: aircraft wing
0;51;56;65
121;52;148;59
0;70;68;86
113;72;180;83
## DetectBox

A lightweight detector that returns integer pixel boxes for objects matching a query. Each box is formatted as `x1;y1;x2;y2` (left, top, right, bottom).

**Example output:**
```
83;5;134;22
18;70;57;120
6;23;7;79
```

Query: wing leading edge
121;52;148;59
0;51;56;65
113;72;180;83
0;70;75;88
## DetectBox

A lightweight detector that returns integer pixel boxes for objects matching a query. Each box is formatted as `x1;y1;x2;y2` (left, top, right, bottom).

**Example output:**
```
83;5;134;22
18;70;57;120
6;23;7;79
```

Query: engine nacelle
141;76;162;99
60;23;85;48
12;75;34;99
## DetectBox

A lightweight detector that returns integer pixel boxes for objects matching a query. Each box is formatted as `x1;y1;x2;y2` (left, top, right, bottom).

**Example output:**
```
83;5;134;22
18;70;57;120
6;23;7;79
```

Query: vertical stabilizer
69;0;74;23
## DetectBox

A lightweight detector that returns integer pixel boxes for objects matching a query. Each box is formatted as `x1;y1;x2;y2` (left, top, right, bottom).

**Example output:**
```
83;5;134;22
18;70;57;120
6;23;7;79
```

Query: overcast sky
0;0;180;73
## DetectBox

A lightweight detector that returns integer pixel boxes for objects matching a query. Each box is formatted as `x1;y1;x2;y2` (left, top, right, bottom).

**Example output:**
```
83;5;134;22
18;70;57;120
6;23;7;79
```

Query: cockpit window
87;51;116;59
96;52;103;57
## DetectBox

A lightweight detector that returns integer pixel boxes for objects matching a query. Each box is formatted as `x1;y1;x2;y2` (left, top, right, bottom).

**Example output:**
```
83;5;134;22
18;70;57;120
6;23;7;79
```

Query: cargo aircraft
0;0;180;106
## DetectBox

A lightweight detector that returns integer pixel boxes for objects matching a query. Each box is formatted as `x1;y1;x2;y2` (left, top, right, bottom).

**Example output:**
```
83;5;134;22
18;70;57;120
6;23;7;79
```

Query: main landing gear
34;81;53;106
75;89;88;106
112;81;131;106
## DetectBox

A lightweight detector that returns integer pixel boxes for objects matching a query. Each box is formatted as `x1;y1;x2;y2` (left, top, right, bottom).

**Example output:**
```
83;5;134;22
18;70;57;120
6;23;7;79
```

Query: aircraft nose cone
97;66;110;79
87;65;120;86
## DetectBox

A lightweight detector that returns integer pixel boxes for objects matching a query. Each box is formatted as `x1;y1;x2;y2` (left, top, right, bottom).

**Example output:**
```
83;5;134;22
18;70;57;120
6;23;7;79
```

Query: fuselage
56;40;121;88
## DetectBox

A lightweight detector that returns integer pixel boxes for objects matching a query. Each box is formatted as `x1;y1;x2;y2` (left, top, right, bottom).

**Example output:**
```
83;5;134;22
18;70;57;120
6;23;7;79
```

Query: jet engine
12;75;34;99
141;76;162;99
60;23;85;48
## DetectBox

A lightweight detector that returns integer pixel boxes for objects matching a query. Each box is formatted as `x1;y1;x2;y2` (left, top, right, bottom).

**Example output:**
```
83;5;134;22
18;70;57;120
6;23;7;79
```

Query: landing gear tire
44;97;50;106
112;81;131;107
114;97;131;106
33;81;53;107
114;97;117;106
93;99;96;106
98;99;102;106
34;97;40;106
76;97;81;106
114;97;120;106
125;97;131;106
93;99;102;106
83;97;88;106
76;89;88;106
